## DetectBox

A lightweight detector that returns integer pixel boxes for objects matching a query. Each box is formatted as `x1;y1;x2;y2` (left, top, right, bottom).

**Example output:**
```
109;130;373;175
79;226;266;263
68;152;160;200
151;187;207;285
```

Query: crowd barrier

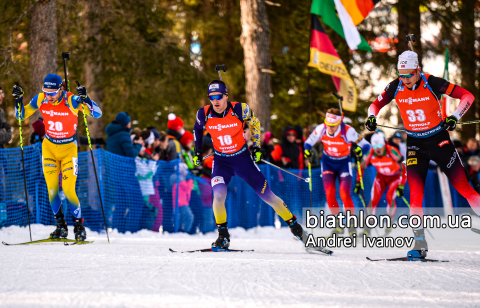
0;143;473;233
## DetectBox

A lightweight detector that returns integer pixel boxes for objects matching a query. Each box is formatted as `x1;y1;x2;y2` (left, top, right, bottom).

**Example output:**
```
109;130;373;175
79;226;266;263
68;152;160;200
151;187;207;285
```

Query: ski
366;257;448;262
305;247;333;255
2;238;77;246
471;228;480;235
63;240;94;246
169;247;254;253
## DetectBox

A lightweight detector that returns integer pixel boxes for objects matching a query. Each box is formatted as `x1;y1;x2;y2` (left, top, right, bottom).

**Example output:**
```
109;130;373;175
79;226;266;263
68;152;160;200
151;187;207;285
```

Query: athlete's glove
251;147;262;163
396;184;404;197
12;82;24;99
193;149;203;167
304;149;312;159
76;82;88;100
365;115;377;132
354;181;362;194
444;115;458;131
352;144;363;161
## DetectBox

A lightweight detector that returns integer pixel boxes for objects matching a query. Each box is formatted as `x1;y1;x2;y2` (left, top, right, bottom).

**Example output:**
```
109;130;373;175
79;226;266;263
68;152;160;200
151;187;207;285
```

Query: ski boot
50;216;68;239
407;228;428;260
73;218;87;241
287;215;308;242
212;222;230;249
286;215;333;255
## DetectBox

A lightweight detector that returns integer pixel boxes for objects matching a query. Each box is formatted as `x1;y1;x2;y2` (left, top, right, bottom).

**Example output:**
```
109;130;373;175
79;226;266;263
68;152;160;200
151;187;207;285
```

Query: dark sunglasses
208;94;224;101
397;67;419;79
287;133;296;137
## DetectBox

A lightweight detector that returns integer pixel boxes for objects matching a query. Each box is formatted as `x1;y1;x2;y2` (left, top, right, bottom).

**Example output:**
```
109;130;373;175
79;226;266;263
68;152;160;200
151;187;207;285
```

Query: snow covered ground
1;221;479;308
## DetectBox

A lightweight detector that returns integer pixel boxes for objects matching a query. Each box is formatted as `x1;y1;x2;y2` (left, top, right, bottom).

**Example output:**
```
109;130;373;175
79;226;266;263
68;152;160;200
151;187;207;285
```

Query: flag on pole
339;0;380;26
308;14;357;111
311;0;372;52
441;48;450;119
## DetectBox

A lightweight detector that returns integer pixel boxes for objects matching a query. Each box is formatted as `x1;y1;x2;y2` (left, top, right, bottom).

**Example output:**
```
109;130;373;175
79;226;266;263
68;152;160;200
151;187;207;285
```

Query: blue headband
208;82;228;95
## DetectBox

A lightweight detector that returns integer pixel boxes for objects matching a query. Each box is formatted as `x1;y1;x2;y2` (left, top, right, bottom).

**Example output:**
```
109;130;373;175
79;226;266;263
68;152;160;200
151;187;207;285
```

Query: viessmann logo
208;123;238;132
397;97;430;104
42;110;69;117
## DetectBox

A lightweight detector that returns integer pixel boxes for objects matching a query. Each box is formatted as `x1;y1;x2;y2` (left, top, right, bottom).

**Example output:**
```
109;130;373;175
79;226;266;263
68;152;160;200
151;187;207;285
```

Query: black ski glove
251;147;262;163
365;115;377;132
444;115;457;132
12;82;24;99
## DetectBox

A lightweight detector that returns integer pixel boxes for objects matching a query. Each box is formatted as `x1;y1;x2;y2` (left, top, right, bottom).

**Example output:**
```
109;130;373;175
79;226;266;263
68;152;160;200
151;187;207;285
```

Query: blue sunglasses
372;143;384;149
208;94;224;101
43;88;61;97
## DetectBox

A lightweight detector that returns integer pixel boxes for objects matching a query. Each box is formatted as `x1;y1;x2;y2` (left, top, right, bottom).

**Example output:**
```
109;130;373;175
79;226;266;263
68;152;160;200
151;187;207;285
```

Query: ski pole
62;51;110;243
355;157;367;209
457;120;480;125
377;124;405;131
261;159;310;182
308;161;313;209
77;80;110;244
15;84;32;241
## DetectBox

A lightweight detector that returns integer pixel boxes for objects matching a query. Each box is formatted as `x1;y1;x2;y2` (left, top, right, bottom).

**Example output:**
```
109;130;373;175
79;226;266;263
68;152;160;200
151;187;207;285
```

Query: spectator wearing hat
388;131;406;158
30;118;45;144
166;113;183;158
105;112;143;158
0;86;12;148
271;126;301;169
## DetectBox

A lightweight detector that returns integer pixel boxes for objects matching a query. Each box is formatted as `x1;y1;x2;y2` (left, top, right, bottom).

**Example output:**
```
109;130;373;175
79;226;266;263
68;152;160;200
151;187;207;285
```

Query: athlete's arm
346;126;371;154
15;94;41;120
304;124;324;150
193;108;205;151
425;75;475;120
70;95;102;118
450;86;475;120
367;79;399;117
240;103;261;148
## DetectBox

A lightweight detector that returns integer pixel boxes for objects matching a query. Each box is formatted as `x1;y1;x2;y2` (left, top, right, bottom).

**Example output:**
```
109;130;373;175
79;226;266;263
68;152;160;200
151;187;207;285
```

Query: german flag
340;0;380;25
308;14;357;112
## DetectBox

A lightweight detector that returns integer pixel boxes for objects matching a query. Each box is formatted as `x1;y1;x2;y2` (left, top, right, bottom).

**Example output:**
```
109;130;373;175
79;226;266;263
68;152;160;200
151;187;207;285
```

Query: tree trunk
29;0;57;141
84;0;104;140
457;0;477;140
240;0;272;131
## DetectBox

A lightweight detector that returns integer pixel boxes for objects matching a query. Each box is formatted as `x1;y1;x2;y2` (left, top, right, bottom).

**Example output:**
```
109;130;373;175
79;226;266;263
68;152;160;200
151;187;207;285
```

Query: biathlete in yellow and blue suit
13;74;102;241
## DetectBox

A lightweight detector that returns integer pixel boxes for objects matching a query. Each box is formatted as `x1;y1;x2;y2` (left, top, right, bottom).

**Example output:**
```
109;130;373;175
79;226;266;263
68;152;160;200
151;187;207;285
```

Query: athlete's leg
434;138;480;216
385;176;401;218
405;142;430;228
42;139;62;217
338;161;354;214
234;153;294;221
321;158;340;215
370;175;387;216
210;157;234;224
58;143;81;219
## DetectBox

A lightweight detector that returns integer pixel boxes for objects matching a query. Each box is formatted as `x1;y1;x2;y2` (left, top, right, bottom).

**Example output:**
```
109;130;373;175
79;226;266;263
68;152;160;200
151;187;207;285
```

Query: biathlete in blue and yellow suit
13;74;102;241
193;79;330;253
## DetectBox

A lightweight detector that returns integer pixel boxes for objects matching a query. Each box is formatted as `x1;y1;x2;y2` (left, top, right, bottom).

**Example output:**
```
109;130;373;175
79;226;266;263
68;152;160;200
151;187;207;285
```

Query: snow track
0;224;479;307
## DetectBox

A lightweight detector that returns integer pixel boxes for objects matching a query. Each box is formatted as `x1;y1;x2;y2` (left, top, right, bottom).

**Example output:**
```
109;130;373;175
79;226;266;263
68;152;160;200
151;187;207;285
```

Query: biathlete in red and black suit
366;50;480;258
357;133;406;236
193;80;328;252
304;108;371;237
